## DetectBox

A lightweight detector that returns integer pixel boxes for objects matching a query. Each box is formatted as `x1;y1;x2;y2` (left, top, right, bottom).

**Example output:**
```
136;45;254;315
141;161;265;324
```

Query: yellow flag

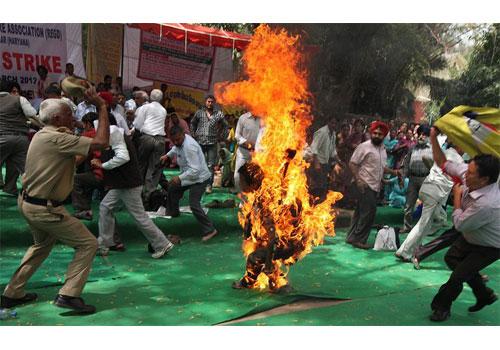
434;106;500;158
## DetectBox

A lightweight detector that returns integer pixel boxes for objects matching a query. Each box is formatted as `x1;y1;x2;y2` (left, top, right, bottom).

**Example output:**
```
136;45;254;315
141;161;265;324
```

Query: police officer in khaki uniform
0;87;109;315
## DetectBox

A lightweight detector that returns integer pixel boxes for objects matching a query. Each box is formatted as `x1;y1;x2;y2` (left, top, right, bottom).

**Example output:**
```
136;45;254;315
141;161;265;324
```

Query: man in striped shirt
190;95;228;193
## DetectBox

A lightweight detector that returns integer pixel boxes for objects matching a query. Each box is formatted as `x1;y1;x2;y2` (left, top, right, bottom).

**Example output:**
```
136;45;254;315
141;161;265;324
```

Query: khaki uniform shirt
22;125;92;201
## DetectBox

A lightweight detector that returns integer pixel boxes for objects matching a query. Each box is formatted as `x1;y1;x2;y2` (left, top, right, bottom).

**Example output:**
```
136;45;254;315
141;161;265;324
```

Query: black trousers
72;171;103;211
346;186;377;244
307;163;331;204
431;235;499;311
414;226;460;261
166;179;215;235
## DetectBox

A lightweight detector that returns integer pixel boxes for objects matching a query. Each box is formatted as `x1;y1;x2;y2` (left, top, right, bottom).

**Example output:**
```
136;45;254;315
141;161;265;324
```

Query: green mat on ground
234;285;500;326
1;167;499;325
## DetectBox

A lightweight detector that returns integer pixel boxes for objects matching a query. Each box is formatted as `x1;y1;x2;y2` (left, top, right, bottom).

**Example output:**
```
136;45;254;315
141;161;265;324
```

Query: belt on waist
22;192;63;207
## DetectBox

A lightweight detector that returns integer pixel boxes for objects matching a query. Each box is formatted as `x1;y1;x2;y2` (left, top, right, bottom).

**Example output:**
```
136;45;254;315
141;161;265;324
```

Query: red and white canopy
127;23;252;51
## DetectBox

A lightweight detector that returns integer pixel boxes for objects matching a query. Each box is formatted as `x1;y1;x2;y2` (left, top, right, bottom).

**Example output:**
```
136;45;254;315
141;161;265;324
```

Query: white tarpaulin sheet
0;23;85;94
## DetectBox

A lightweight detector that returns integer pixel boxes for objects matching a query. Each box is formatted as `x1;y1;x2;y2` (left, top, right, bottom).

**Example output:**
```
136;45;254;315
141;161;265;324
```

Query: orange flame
215;24;343;290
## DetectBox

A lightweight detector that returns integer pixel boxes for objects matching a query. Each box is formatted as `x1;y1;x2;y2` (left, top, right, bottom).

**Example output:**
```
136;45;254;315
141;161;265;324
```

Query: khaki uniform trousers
3;195;98;298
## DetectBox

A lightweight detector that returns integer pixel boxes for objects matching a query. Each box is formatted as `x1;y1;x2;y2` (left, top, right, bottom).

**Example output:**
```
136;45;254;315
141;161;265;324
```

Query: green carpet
1;168;499;325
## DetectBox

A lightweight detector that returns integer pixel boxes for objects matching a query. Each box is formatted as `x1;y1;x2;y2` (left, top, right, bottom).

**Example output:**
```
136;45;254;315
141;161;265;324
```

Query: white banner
0;23;68;98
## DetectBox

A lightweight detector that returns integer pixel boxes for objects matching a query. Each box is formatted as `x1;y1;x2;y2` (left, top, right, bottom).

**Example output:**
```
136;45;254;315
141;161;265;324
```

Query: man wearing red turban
369;121;390;137
346;121;400;249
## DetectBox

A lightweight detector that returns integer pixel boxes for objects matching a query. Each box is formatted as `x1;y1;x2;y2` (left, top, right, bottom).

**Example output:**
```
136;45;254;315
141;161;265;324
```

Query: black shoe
54;294;96;314
351;241;370;250
201;230;218;242
109;243;126;252
164;210;180;218
468;294;497;312
147;243;155;253
429;309;450;322
395;253;411;263
1;293;38;308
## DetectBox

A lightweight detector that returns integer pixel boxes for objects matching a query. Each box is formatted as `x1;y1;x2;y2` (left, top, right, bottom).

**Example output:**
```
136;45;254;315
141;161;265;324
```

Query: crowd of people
0;64;498;322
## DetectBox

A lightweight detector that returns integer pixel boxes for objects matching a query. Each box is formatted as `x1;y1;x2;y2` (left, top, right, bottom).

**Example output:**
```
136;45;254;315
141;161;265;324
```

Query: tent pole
120;24;125;85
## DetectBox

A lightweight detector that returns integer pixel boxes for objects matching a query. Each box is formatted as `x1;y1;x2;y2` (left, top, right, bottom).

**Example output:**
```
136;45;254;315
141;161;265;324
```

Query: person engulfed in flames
232;157;307;293
217;25;343;292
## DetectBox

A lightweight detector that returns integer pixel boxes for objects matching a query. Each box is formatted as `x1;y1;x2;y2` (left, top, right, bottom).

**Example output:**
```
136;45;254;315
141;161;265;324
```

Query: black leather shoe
429;309;450;322
468;294;497;312
54;294;96;314
1;293;38;308
351;241;370;250
394;253;411;262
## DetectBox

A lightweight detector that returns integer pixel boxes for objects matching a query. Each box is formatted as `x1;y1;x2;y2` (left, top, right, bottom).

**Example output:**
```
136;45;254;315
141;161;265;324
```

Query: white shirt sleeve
133;105;146;131
331;133;338;159
178;145;203;185
112;111;131;135
310;129;326;156
19;96;37;117
444;161;467;179
235;116;247;145
101;128;130;170
167;147;177;158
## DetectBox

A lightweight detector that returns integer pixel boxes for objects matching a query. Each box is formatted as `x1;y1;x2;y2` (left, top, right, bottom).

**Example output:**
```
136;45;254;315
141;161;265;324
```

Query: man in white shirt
108;91;129;135
94;91;128;135
160;125;217;242
396;144;464;261
133;89;166;208
234;111;261;192
307;119;341;203
133;90;149;112
111;90;125;118
92;120;174;259
75;97;97;122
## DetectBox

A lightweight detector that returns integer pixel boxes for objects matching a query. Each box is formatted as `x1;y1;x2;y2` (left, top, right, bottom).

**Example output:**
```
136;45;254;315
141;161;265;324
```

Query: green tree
428;24;499;113
281;24;448;125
